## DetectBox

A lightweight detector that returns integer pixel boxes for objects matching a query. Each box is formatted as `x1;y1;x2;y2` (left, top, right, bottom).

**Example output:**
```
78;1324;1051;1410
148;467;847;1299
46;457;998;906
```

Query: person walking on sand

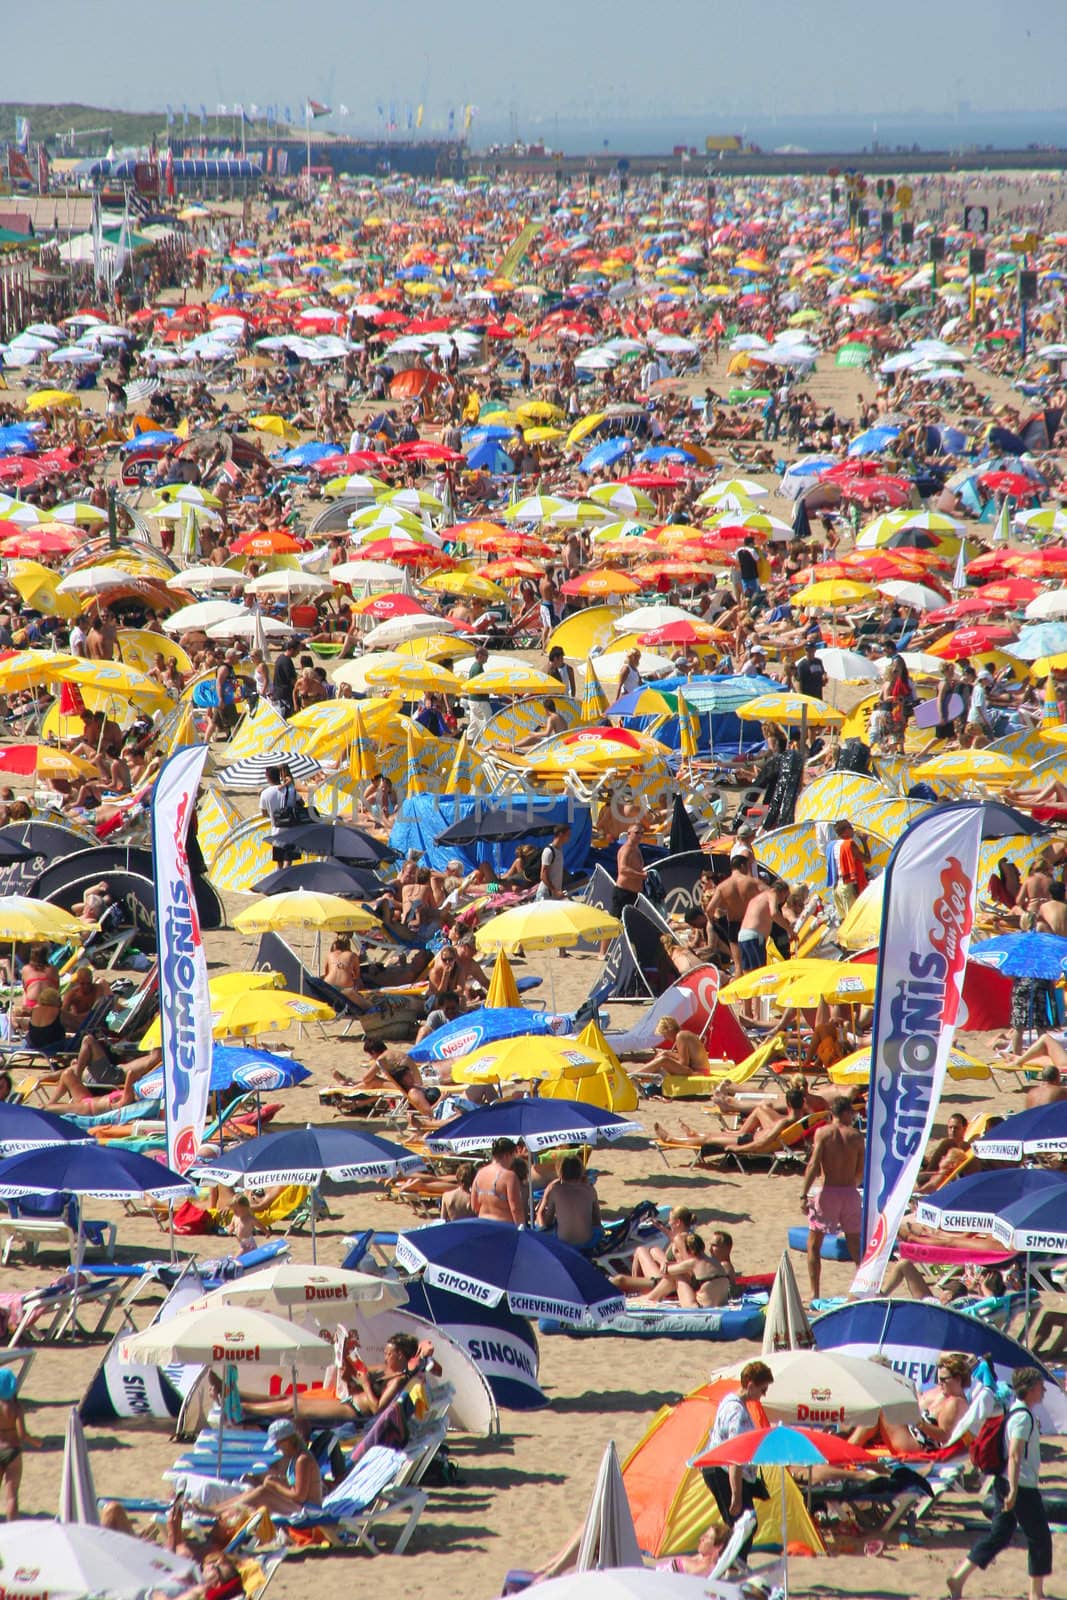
948;1366;1052;1600
697;1360;774;1570
799;1095;865;1299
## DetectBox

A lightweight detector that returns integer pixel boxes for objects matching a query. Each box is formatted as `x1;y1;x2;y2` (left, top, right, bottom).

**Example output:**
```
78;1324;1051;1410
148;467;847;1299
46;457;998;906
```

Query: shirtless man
706;851;762;977
1027;1062;1067;1108
799;1095;866;1299
536;1155;601;1246
470;1136;525;1225
1036;880;1067;936
737;881;790;975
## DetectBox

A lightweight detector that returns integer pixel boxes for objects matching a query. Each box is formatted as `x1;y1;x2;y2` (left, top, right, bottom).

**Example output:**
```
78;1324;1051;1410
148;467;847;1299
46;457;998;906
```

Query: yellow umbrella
545;606;617;661
5;561;81;620
116;630;192;675
775;966;877;1009
791;580;878;607
523;426;565;443
566;413;607;447
475;899;620;953
53;659;173;710
736;692;844;727
24;389;78;412
914;750;1027;783
837;877;884;951
16;748;100;781
463;663;563;696
0;650;77;693
248;414;301;443
232;892;381;934
364;659;462;695
536;1018;639;1113
515;400;564;423
485;949;521;1009
830;1043;989;1086
396;633;475;661
0;896;84;941
719;959;839;1004
448;1035;606;1085
141;988;336;1047
422;571;507;601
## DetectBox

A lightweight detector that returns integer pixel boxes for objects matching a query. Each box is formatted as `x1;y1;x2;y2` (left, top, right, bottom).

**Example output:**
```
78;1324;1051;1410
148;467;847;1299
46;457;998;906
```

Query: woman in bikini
238;1333;437;1425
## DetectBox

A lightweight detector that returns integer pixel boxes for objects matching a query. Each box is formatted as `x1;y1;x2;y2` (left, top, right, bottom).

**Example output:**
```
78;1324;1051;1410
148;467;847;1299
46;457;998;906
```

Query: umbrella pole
168;1201;176;1266
72;1209;84;1325
310;1186;318;1265
780;1465;790;1598
1024;1250;1032;1346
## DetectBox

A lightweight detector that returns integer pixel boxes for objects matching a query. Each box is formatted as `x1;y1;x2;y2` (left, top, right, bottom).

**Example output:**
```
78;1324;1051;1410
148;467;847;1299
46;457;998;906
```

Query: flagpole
305;104;312;201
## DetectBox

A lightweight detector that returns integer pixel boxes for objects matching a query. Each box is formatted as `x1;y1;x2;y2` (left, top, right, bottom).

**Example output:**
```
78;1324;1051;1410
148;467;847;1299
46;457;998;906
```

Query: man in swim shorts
799;1095;865;1299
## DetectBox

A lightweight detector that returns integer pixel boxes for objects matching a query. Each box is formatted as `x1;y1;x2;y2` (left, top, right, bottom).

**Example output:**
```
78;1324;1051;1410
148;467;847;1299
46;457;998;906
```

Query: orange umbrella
231;529;304;555
559;570;641;597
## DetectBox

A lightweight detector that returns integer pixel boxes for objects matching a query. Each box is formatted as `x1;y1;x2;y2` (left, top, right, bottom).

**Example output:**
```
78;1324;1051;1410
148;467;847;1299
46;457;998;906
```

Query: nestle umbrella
0;1102;91;1157
407;1005;564;1063
972;1102;1067;1161
395;1218;624;1324
969;930;1067;980
425;1096;641;1155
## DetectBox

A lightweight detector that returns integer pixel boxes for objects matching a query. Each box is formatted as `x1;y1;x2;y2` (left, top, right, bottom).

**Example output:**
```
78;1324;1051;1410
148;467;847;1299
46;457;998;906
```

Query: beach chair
4;1270;124;1345
0;1192;117;1265
225;1445;429;1556
721;1109;830;1174
657;1033;787;1102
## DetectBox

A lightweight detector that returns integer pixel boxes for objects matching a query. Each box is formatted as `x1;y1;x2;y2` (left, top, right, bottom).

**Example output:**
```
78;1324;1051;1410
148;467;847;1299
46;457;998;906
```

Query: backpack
969;1403;1033;1475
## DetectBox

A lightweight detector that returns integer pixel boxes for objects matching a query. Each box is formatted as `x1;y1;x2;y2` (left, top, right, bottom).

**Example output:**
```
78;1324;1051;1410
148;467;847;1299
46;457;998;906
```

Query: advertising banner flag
151;745;211;1173
853;803;983;1295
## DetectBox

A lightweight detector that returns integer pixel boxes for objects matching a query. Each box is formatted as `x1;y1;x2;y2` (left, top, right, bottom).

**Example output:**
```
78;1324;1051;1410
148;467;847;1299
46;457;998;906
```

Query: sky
6;0;1067;142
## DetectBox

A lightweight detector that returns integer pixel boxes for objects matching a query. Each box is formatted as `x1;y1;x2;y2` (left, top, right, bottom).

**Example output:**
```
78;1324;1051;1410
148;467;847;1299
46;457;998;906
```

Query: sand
4;188;1065;1596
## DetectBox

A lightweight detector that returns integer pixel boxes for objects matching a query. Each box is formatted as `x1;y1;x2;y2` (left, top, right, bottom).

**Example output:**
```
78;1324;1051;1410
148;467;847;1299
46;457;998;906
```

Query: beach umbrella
1025;590;1067;621
437;805;544;845
815;647;880;681
0;897;84;942
486;1574;712;1600
694;1424;878;1594
407;1006;564;1063
969;930;1067;979
214;750;324;790
736;692;844;728
916;1168;1067;1234
58;1405;98;1525
134;1044;311;1102
576;1441;644;1572
266;820;394;865
140;989;335;1047
425;1097;641;1154
119;1303;331;1368
232;890;380;935
0;1103;91;1158
914;750;1026;784
448;1037;606;1086
252;860;383;898
193;1125;422;1259
972;1102;1067;1161
716;1348;919;1429
196;1261;407;1320
395;1218;624;1324
762;1253;814;1354
475;899;621;953
0;1523;197;1600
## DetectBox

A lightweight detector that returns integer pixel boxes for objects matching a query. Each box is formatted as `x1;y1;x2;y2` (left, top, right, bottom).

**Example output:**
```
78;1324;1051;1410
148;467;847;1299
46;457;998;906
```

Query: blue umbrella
916;1167;1067;1234
848;425;900;457
466;439;514;473
672;673;781;714
1009;622;1067;660
973;1102;1067;1161
580;437;631;473
394;1219;624;1324
0;1103;91;1158
135;1045;311;1100
988;1189;1067;1253
969;931;1067;980
408;1006;565;1063
635;445;694;464
193;1126;421;1259
118;431;180;452
424;1096;642;1155
278;442;337;466
0;1144;189;1201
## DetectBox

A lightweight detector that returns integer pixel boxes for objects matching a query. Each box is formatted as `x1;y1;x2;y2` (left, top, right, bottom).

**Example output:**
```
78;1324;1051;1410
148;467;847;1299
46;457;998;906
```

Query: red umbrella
350;592;426;618
311;452;391;475
931;624;1017;659
980;471;1042;497
388;441;465;463
230;529;305;555
637;619;725;646
974;577;1042;607
966;550;1014;579
621;471;687;489
388;369;446;399
350;539;454;567
819;459;880;480
839;477;912;508
1005;547;1067;576
694;1423;878;1471
0;529;80;557
924;594;995;625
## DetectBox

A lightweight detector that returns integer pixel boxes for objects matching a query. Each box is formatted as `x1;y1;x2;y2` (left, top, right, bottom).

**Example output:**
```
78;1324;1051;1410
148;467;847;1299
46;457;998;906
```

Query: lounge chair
253;1443;429;1554
0;1192;117;1266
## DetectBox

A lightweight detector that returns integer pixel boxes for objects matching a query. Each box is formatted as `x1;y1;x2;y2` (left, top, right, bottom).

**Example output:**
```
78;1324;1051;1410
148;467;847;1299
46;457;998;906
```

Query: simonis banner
403;1281;546;1410
853;803;983;1296
80;1272;204;1425
151;745;212;1173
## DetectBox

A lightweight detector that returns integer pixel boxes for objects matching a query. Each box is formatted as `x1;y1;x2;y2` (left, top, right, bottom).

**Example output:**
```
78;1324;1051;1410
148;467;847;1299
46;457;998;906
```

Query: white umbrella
55;566;143;595
614;604;695;633
144;501;222;525
880;649;945;676
245;570;332;597
57;1405;99;1525
876;579;946;613
576;1440;644;1571
362;613;451;648
1025;589;1067;621
590;649;676;686
761;1253;814;1355
0;1523;197;1600
168;566;247;591
716;1348;918;1429
816;647;880;681
331;650;408;693
119;1303;332;1368
494;1574;713;1600
196;1261;407;1320
206;613;292;640
161;600;247;634
330;560;408;586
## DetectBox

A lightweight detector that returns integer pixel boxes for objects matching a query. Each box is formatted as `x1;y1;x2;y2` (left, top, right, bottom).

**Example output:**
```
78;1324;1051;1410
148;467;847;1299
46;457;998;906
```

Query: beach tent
622;1380;822;1558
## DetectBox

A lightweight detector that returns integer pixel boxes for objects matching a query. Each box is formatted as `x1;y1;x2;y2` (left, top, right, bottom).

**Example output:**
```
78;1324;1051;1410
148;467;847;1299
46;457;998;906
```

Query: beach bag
969;1404;1032;1475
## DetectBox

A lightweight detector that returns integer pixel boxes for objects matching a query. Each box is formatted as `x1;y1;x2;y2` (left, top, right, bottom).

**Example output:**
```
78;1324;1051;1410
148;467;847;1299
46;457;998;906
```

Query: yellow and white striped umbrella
206;816;276;893
795;771;887;824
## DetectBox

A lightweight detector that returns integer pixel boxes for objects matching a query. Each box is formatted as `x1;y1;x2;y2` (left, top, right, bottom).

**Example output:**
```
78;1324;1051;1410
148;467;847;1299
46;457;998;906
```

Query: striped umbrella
214;750;324;790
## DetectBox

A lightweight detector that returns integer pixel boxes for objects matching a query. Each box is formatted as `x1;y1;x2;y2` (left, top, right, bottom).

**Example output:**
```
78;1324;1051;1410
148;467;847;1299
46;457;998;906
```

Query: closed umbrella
576;1440;644;1571
395;1218;624;1324
762;1253;814;1354
57;1405;98;1525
